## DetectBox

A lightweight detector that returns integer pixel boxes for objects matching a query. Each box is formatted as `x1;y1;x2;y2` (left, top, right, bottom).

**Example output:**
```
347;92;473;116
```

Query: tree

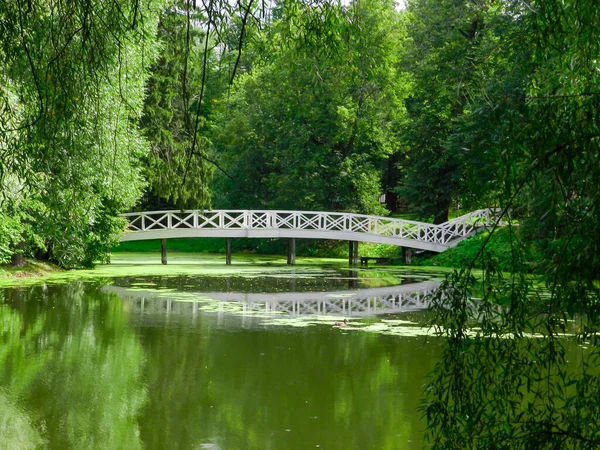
141;1;213;210
422;0;600;447
140;0;277;210
398;0;529;223
212;0;408;214
0;0;164;267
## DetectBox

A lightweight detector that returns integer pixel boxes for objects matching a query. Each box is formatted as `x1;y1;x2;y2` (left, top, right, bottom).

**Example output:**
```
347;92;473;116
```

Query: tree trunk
433;196;451;224
11;241;25;267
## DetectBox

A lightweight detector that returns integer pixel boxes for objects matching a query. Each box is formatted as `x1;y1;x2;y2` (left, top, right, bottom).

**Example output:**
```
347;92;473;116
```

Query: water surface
0;265;441;449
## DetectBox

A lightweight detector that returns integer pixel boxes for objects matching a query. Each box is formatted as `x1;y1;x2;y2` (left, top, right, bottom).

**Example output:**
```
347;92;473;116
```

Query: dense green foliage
141;2;215;209
0;0;163;267
212;0;406;214
419;227;541;273
2;0;600;445
413;0;600;448
398;0;530;223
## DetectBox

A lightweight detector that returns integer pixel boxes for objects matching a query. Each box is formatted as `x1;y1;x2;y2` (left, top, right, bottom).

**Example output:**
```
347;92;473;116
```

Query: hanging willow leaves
0;0;163;267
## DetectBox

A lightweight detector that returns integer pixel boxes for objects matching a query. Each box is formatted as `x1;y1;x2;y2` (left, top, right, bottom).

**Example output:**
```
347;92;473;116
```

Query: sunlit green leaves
421;1;600;447
212;0;407;214
0;0;164;268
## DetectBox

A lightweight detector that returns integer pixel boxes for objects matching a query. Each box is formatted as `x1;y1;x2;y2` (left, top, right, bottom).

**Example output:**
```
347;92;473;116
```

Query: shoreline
0;253;450;288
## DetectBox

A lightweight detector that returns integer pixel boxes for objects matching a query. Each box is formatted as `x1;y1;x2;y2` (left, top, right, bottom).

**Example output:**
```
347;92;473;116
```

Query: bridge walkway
120;209;498;265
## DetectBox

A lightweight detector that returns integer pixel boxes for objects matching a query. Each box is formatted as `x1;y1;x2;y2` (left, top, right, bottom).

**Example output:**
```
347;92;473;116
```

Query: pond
0;256;446;449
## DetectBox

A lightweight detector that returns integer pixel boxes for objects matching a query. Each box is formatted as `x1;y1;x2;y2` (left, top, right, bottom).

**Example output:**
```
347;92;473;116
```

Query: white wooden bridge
121;209;497;256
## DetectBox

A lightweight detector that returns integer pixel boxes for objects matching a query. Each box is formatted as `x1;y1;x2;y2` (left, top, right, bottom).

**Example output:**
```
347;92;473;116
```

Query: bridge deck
121;209;497;252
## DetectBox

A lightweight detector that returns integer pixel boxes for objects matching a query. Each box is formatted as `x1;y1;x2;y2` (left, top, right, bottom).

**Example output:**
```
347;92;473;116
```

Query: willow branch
9;0;45;132
182;0;213;185
192;151;234;180
230;0;254;85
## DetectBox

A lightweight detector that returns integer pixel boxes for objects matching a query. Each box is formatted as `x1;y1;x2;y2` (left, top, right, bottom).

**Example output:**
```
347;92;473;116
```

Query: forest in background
2;2;600;446
1;0;598;274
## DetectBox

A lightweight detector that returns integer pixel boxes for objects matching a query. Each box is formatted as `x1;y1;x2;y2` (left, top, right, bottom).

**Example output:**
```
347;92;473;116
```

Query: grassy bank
113;237;404;259
0;259;63;280
417;226;540;272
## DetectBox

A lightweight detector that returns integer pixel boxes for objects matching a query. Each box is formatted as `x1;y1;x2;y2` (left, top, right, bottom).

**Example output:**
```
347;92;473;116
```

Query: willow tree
0;0;164;267
422;0;600;447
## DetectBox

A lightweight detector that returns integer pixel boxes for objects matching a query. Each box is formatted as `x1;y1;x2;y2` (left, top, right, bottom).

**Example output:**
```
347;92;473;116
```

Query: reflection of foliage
0;390;45;449
137;319;435;449
37;320;146;449
0;285;147;448
0;290;47;449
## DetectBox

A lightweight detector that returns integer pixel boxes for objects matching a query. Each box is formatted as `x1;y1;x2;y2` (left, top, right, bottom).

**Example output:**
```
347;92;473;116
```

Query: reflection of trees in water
111;269;423;294
0;289;47;448
424;272;600;449
1;281;440;449
0;285;146;449
136;315;438;449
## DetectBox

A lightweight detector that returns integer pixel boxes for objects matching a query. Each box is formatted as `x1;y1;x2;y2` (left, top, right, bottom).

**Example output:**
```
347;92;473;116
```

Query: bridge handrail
437;208;501;239
122;208;498;246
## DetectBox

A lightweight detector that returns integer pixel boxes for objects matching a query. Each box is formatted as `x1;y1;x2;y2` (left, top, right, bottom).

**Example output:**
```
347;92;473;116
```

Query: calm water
0;269;441;449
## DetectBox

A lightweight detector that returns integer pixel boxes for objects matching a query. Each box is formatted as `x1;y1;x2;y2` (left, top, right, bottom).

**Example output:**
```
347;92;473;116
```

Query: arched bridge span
121;209;497;252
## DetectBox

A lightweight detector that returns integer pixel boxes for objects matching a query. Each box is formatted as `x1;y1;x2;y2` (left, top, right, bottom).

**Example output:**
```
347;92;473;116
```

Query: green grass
113;237;226;253
389;211;423;221
417;226;540;272
113;237;405;260
0;259;63;281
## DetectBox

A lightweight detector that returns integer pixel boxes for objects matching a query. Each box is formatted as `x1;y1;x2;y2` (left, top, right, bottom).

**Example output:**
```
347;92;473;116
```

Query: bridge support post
348;241;359;266
287;238;296;265
161;239;167;265
226;238;232;265
403;247;413;266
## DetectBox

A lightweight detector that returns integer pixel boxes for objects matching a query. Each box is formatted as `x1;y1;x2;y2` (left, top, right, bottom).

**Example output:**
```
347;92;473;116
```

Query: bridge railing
123;209;499;246
438;208;501;242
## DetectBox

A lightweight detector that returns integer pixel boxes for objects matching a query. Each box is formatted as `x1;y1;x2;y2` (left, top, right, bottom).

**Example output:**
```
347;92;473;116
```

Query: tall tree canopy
420;0;600;447
0;0;163;267
398;0;531;223
211;0;408;214
140;2;214;210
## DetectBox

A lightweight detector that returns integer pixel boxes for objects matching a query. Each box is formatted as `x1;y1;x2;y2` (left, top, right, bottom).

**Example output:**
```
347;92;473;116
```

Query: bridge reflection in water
107;281;440;319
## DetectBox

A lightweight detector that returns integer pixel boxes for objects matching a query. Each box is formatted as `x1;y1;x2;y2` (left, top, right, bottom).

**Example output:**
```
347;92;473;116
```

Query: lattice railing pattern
252;288;438;317
123;209;498;246
118;284;440;318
